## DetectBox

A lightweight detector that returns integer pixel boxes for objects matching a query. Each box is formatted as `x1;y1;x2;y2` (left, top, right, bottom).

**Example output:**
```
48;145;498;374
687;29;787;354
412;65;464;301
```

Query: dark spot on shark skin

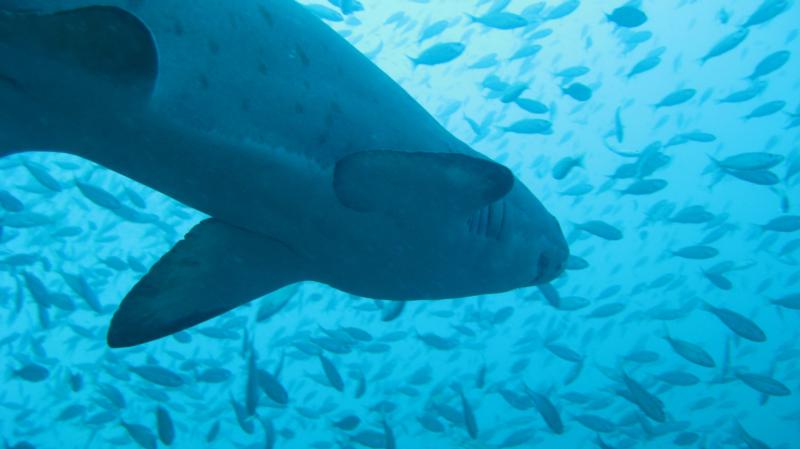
258;4;274;26
240;98;250;113
198;75;209;90
319;102;344;145
325;102;342;128
296;45;310;67
295;103;304;114
208;40;220;55
228;13;239;30
0;72;26;96
258;61;268;76
172;19;184;36
317;107;336;144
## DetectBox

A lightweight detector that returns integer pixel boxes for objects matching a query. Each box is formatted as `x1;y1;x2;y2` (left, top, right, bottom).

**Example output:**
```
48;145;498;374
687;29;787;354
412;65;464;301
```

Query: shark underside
0;1;568;347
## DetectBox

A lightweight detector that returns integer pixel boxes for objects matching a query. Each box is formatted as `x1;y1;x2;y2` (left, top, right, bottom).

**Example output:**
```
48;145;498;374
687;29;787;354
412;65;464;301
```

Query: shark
0;0;568;347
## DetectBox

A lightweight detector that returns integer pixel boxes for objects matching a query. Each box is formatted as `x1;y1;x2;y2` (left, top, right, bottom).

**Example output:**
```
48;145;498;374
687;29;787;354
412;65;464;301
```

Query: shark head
466;176;568;292
331;149;568;298
506;180;569;286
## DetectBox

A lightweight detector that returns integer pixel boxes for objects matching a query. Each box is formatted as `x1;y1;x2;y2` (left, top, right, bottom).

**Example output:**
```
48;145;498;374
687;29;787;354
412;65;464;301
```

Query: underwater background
1;0;799;448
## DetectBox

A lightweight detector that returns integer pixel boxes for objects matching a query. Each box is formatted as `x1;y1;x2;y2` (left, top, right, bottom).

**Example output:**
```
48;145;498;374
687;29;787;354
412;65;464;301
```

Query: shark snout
531;217;569;285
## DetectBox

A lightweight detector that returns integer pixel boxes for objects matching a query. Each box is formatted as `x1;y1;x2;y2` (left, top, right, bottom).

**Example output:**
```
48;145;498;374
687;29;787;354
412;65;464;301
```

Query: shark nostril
537;252;549;279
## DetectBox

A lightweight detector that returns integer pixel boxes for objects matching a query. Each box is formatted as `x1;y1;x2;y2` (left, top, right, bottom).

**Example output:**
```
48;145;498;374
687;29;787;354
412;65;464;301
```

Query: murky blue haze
1;1;799;448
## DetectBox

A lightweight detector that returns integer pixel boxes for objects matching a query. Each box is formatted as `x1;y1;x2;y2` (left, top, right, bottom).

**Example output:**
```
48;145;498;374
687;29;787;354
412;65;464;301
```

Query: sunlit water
1;1;799;448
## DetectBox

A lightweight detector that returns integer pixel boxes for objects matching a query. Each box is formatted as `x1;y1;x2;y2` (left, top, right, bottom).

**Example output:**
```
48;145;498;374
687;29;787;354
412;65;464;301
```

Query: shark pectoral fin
333;150;514;216
107;219;304;348
0;6;157;98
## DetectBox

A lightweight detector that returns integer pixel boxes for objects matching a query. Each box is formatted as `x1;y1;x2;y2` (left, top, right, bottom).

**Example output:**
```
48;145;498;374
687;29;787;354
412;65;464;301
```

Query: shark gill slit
495;200;506;240
484;204;492;236
477;205;488;236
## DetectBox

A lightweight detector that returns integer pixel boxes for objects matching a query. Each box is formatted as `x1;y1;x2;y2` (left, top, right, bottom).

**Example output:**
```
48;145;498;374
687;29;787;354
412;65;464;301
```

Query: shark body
0;0;568;347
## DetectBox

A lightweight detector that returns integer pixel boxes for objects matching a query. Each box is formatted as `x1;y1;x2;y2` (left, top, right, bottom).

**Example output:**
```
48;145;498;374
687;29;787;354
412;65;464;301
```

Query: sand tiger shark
0;0;568;347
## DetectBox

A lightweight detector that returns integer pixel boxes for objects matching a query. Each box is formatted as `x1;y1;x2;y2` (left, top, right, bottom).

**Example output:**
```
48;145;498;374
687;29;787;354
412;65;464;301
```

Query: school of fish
1;0;799;448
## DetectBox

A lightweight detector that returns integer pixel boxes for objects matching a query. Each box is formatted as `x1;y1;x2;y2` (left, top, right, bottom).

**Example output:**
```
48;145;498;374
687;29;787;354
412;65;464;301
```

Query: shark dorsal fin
0;6;158;95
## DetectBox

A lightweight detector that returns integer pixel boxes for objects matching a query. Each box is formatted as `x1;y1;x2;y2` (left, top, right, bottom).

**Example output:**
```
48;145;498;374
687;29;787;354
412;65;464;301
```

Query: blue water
1;1;799;448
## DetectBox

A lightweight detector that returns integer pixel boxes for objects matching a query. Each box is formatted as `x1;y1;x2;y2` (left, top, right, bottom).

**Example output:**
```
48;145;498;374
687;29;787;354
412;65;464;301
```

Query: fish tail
766;294;779;306
660;323;670;340
708;171;725;189
733;420;747;437
83;425;102;449
700;300;715;313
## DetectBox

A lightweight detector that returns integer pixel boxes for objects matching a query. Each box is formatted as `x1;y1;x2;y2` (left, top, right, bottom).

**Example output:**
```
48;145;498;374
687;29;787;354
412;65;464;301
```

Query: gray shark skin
0;0;568;347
